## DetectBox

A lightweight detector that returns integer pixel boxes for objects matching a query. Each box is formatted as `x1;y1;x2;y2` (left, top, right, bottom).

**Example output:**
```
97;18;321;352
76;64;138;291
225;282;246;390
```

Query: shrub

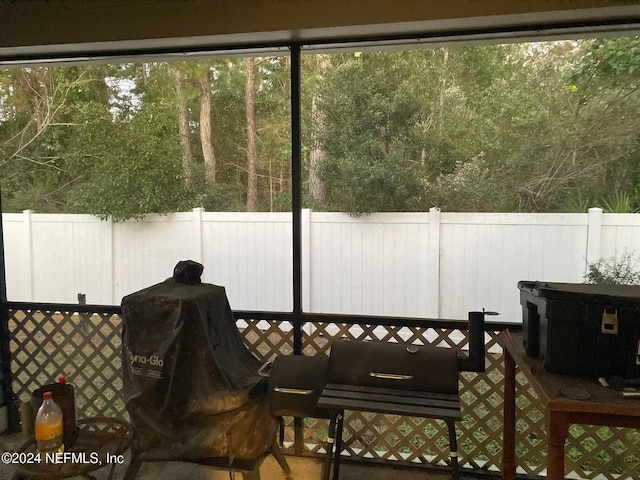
585;251;640;285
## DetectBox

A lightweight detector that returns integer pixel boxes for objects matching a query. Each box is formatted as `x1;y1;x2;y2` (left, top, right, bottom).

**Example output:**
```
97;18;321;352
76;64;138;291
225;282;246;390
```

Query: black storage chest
518;281;640;379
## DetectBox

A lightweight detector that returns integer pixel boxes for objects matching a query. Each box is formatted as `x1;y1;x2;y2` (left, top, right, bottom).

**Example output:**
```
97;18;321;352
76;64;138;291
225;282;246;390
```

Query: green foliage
2;38;640;218
431;154;519;212
585;251;640;285
189;163;247;212
312;42;628;214
562;193;594;213
559;37;640;213
600;191;639;213
572;37;640;82
316;51;429;214
65;99;192;221
564;191;640;213
0;66;113;212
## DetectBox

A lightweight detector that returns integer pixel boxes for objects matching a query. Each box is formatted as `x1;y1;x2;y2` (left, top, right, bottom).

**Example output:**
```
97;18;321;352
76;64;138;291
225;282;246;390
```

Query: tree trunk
22;68;50;134
171;66;193;180
438;48;449;138
309;96;327;203
198;67;216;183
308;55;329;203
268;155;274;212
245;57;259;212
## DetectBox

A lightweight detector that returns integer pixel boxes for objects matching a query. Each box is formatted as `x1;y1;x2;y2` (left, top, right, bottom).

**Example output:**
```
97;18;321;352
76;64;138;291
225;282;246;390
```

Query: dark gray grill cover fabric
121;277;277;462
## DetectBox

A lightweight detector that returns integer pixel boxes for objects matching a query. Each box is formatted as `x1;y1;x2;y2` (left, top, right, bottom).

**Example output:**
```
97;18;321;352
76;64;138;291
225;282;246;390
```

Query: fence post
427;207;441;318
23;210;34;302
192;207;205;264
586;207;603;278
108;217;115;305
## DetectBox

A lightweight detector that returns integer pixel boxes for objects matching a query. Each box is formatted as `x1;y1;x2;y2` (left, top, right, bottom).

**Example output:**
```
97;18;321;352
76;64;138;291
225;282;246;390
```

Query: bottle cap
43;391;53;399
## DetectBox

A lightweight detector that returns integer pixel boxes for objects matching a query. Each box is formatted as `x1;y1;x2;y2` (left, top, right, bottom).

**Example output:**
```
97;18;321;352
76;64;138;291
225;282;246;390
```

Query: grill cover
121;272;277;462
327;339;459;394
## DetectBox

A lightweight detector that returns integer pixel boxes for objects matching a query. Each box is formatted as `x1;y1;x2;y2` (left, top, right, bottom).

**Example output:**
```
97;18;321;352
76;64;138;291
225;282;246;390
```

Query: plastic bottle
35;391;64;454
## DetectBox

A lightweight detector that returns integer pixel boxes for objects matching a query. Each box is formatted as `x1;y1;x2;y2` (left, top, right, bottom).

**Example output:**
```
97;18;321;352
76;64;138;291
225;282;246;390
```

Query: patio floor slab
0;432;485;480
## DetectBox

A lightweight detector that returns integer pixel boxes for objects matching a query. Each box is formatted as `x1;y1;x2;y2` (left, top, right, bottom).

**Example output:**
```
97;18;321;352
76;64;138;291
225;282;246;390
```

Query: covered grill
265;310;493;480
120;261;289;480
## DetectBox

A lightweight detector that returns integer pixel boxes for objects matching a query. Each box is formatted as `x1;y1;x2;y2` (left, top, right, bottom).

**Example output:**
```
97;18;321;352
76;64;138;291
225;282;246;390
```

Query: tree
198;66;217;183
307;55;330;204
3;39;640;219
564;37;640;211
316;51;427;214
244;57;259;212
170;65;194;180
0;65;112;212
66;96;192;221
429;44;556;212
254;56;292;211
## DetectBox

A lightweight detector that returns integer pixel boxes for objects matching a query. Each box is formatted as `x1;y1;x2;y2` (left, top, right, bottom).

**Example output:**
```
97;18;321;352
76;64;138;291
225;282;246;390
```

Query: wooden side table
12;417;132;480
498;330;640;480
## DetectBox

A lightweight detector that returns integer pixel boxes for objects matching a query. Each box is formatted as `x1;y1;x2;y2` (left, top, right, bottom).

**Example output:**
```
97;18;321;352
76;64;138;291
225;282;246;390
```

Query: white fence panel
600;213;640;259
200;212;292;312
439;213;589;322
113;212;196;304
307;212;430;317
3;213;31;301
31;214;114;305
4;212;115;304
3;208;640;322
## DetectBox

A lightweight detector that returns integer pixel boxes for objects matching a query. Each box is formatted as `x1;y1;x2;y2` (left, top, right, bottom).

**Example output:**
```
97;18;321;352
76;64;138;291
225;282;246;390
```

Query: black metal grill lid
327;339;459;395
267;354;331;419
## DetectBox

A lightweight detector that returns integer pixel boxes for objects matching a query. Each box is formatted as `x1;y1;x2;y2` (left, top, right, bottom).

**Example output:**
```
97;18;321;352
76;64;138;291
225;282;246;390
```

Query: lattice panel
8;309;640;479
236;318;294;361
513;373;640;480
512;369;548;476
9;311;292;420
565;425;640;479
9;309;125;419
303;323;468;356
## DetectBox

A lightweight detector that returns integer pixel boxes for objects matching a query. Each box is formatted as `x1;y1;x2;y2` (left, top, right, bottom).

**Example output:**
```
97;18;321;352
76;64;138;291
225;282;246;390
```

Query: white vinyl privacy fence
3;208;640;322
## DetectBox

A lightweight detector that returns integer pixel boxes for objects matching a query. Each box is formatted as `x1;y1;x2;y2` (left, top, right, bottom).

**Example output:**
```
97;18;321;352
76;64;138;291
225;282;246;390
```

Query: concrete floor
0;433;477;480
126;455;464;480
127;456;456;480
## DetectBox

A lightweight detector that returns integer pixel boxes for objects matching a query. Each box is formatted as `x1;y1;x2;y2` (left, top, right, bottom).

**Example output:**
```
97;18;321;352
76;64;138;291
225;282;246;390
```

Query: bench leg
321;410;341;480
446;419;459;480
332;412;344;480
